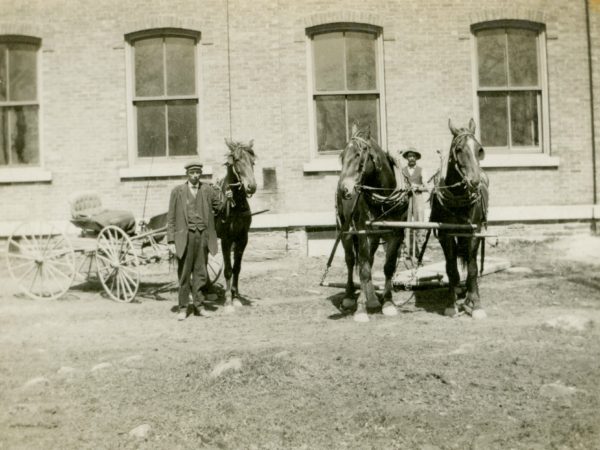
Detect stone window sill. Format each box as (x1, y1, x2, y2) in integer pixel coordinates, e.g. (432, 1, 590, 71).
(481, 154, 559, 168)
(0, 167, 52, 183)
(119, 164, 213, 179)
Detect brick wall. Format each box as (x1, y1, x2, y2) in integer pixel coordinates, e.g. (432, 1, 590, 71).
(0, 0, 597, 229)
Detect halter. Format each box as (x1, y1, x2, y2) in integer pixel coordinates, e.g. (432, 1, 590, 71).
(225, 151, 253, 198)
(433, 131, 487, 219)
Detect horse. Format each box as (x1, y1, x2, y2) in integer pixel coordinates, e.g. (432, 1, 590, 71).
(430, 118, 489, 319)
(337, 124, 410, 322)
(215, 138, 257, 313)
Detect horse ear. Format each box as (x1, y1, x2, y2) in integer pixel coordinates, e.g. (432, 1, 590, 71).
(224, 138, 233, 149)
(351, 122, 358, 136)
(468, 118, 476, 134)
(448, 119, 459, 137)
(248, 139, 254, 148)
(226, 154, 234, 165)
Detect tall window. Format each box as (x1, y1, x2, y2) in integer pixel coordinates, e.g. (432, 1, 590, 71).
(474, 23, 546, 153)
(128, 30, 200, 159)
(0, 36, 40, 166)
(309, 26, 382, 153)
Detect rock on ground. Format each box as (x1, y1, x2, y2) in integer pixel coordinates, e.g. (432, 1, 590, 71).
(210, 358, 242, 378)
(129, 423, 151, 439)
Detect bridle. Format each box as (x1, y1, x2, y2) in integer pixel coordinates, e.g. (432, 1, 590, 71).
(433, 131, 487, 214)
(225, 150, 254, 199)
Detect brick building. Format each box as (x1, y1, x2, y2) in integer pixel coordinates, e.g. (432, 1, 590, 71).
(0, 0, 598, 247)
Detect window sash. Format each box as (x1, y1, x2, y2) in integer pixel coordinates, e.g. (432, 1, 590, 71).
(0, 42, 40, 166)
(475, 26, 543, 153)
(132, 35, 198, 159)
(311, 30, 381, 152)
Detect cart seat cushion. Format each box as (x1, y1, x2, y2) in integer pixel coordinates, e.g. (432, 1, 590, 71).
(89, 209, 136, 235)
(69, 192, 136, 235)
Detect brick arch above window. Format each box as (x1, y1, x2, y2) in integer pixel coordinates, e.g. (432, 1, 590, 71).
(461, 8, 557, 38)
(295, 11, 396, 42)
(123, 16, 210, 43)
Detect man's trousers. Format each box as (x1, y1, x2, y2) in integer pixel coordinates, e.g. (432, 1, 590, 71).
(177, 229, 209, 309)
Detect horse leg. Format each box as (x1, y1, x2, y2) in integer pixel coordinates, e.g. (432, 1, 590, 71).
(381, 233, 402, 317)
(466, 239, 486, 319)
(440, 234, 461, 317)
(354, 238, 376, 323)
(340, 235, 357, 310)
(365, 236, 381, 310)
(231, 236, 247, 307)
(221, 239, 235, 313)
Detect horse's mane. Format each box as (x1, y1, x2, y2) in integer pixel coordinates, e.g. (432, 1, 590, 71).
(224, 139, 256, 164)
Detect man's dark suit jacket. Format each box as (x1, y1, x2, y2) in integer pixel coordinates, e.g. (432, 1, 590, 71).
(167, 183, 224, 259)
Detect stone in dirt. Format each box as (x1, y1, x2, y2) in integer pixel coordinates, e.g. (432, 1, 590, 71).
(129, 423, 151, 439)
(210, 357, 242, 378)
(506, 266, 533, 274)
(57, 366, 77, 375)
(542, 315, 593, 332)
(539, 381, 578, 407)
(91, 362, 113, 372)
(22, 376, 50, 388)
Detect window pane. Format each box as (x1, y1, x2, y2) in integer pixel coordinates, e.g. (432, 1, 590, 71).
(135, 38, 164, 97)
(9, 43, 37, 101)
(166, 37, 195, 96)
(6, 106, 39, 165)
(510, 91, 539, 147)
(316, 96, 346, 151)
(0, 107, 7, 164)
(137, 102, 166, 157)
(0, 45, 6, 101)
(168, 100, 197, 156)
(477, 29, 507, 87)
(347, 95, 379, 143)
(479, 92, 508, 147)
(507, 28, 538, 87)
(346, 32, 376, 91)
(314, 33, 345, 91)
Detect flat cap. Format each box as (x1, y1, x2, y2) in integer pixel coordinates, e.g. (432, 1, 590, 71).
(184, 161, 203, 171)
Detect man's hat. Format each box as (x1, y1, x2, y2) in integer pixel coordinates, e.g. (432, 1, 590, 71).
(184, 160, 203, 171)
(402, 148, 421, 160)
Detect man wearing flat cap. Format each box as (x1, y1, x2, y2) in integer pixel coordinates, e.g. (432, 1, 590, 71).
(167, 161, 228, 321)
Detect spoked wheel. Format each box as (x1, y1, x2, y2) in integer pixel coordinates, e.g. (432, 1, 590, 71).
(96, 226, 139, 303)
(6, 221, 76, 300)
(207, 252, 223, 285)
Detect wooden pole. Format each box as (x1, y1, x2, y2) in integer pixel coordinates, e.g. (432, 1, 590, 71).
(367, 221, 477, 231)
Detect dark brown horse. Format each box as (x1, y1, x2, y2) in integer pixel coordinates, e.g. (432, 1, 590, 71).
(337, 124, 410, 322)
(430, 119, 489, 319)
(216, 139, 257, 313)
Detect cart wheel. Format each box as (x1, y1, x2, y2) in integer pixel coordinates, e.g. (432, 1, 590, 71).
(96, 226, 139, 303)
(207, 252, 223, 285)
(6, 221, 76, 300)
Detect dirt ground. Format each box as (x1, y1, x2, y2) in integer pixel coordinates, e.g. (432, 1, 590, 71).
(1, 232, 599, 449)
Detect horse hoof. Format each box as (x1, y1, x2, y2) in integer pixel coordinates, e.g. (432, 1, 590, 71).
(233, 299, 243, 308)
(353, 312, 369, 323)
(223, 305, 235, 314)
(472, 309, 487, 320)
(342, 298, 356, 309)
(382, 302, 398, 317)
(444, 307, 458, 317)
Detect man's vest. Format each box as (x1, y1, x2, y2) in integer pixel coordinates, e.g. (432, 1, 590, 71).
(185, 186, 206, 232)
(402, 165, 423, 186)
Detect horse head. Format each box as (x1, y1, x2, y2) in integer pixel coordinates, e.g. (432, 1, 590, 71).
(447, 118, 485, 191)
(338, 123, 390, 200)
(224, 138, 257, 196)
